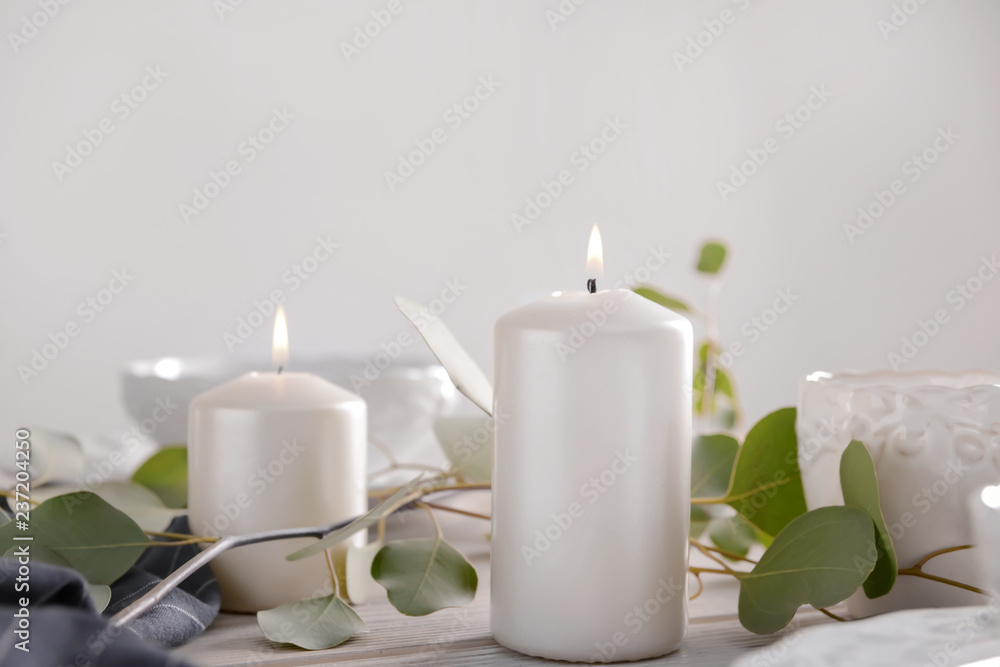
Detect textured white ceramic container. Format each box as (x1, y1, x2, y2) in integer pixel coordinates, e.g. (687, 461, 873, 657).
(797, 371, 1000, 617)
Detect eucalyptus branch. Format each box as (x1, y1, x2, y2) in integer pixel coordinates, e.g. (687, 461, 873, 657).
(690, 538, 758, 565)
(910, 544, 974, 570)
(368, 463, 446, 482)
(368, 481, 491, 501)
(324, 548, 340, 598)
(815, 607, 848, 622)
(417, 502, 443, 538)
(690, 540, 740, 575)
(145, 530, 217, 543)
(422, 501, 490, 521)
(143, 538, 213, 548)
(688, 566, 735, 576)
(0, 489, 39, 505)
(108, 480, 485, 630)
(690, 572, 704, 601)
(896, 544, 986, 596)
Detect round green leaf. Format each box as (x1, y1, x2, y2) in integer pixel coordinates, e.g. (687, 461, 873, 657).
(132, 446, 188, 509)
(692, 434, 739, 499)
(0, 492, 149, 585)
(88, 584, 112, 613)
(31, 482, 181, 533)
(696, 241, 728, 274)
(633, 287, 691, 313)
(371, 537, 478, 616)
(709, 514, 757, 559)
(725, 408, 807, 537)
(738, 506, 875, 634)
(394, 296, 493, 416)
(840, 440, 897, 599)
(258, 594, 367, 650)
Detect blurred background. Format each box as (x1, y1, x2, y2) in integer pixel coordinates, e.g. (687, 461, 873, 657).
(1, 0, 999, 459)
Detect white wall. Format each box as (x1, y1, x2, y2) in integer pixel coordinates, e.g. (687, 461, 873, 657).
(2, 0, 999, 445)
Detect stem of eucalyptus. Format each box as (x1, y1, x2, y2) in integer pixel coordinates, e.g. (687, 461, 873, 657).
(108, 482, 485, 630)
(897, 544, 987, 596)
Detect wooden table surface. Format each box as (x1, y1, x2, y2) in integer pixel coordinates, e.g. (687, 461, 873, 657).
(176, 513, 833, 667)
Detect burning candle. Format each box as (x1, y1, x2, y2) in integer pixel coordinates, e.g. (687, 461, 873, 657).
(491, 226, 693, 662)
(188, 306, 367, 611)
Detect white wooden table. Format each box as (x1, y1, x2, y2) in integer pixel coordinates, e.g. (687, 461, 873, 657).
(177, 516, 832, 667)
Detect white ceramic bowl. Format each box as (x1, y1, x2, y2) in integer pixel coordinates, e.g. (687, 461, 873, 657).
(122, 355, 459, 477)
(797, 370, 1000, 617)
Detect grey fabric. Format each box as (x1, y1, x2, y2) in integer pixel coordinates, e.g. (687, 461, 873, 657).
(105, 516, 221, 648)
(0, 562, 193, 667)
(0, 516, 218, 666)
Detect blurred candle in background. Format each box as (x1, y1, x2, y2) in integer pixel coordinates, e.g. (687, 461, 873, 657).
(188, 306, 367, 611)
(491, 226, 693, 662)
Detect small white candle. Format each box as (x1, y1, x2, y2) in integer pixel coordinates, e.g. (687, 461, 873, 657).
(188, 306, 367, 612)
(491, 226, 693, 662)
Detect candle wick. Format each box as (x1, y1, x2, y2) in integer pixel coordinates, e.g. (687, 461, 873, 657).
(587, 279, 596, 294)
(277, 366, 284, 375)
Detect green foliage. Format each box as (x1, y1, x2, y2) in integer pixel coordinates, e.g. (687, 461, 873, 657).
(0, 492, 148, 585)
(737, 506, 876, 634)
(709, 515, 757, 559)
(724, 408, 808, 537)
(696, 241, 728, 274)
(634, 286, 691, 313)
(132, 446, 188, 509)
(31, 482, 180, 533)
(694, 344, 739, 428)
(692, 435, 738, 499)
(840, 440, 897, 599)
(88, 584, 112, 613)
(371, 537, 478, 616)
(258, 595, 367, 649)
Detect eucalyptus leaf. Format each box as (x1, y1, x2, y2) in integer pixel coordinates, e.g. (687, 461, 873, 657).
(88, 584, 112, 613)
(696, 241, 728, 274)
(634, 287, 692, 313)
(691, 504, 730, 538)
(434, 416, 493, 484)
(288, 475, 427, 562)
(690, 506, 713, 538)
(709, 514, 757, 559)
(132, 446, 188, 509)
(31, 482, 181, 533)
(258, 594, 367, 650)
(394, 296, 493, 416)
(725, 408, 807, 537)
(737, 506, 875, 634)
(0, 492, 149, 585)
(694, 343, 738, 420)
(840, 440, 897, 599)
(371, 537, 478, 616)
(692, 434, 739, 499)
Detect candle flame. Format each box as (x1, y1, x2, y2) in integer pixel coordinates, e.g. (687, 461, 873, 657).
(586, 224, 603, 279)
(272, 305, 288, 371)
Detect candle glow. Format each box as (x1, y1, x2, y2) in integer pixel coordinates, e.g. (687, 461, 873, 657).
(273, 305, 289, 370)
(586, 224, 603, 279)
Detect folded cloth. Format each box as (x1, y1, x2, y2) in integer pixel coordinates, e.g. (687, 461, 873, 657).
(105, 516, 221, 648)
(1, 516, 219, 666)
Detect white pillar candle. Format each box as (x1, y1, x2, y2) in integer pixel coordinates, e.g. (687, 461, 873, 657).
(491, 226, 692, 662)
(188, 306, 367, 612)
